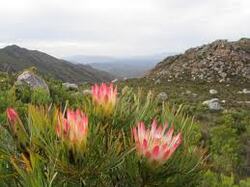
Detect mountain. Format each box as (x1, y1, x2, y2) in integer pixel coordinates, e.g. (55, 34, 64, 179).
(65, 53, 174, 78)
(147, 38, 250, 83)
(0, 45, 114, 83)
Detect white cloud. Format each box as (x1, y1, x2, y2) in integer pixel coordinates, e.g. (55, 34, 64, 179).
(0, 0, 249, 57)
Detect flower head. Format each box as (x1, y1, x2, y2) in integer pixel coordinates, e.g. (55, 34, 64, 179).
(91, 83, 117, 115)
(56, 109, 88, 148)
(6, 107, 20, 134)
(6, 108, 28, 144)
(6, 107, 19, 124)
(133, 119, 182, 165)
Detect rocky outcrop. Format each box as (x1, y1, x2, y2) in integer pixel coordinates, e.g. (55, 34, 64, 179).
(16, 71, 49, 93)
(148, 38, 250, 83)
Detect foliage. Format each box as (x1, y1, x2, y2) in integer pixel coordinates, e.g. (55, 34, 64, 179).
(210, 125, 241, 174)
(31, 88, 51, 105)
(0, 72, 249, 186)
(209, 111, 250, 177)
(0, 84, 205, 186)
(200, 170, 250, 187)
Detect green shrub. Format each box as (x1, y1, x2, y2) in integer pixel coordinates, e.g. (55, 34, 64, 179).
(31, 88, 51, 105)
(15, 84, 32, 103)
(201, 170, 250, 187)
(210, 124, 241, 174)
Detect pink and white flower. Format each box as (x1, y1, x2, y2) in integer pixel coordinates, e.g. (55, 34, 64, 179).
(56, 109, 88, 147)
(6, 107, 18, 124)
(133, 119, 182, 165)
(6, 108, 28, 143)
(91, 83, 117, 115)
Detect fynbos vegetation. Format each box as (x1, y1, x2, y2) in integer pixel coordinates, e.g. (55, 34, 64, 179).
(0, 75, 205, 186)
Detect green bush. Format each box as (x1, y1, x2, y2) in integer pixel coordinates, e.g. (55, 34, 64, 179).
(31, 88, 51, 105)
(201, 170, 250, 187)
(209, 111, 250, 177)
(210, 124, 241, 174)
(15, 84, 32, 103)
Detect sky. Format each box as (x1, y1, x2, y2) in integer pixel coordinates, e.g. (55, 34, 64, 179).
(0, 0, 249, 58)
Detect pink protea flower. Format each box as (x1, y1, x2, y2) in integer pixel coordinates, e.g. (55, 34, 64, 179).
(6, 107, 20, 134)
(56, 109, 88, 148)
(6, 108, 28, 144)
(6, 107, 18, 124)
(133, 119, 182, 165)
(91, 83, 117, 115)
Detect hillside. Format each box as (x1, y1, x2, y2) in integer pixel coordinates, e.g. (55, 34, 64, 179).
(148, 38, 250, 83)
(0, 45, 114, 83)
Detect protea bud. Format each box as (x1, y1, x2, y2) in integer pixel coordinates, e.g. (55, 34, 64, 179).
(91, 83, 117, 115)
(6, 107, 28, 146)
(133, 119, 182, 166)
(6, 107, 18, 124)
(6, 107, 20, 134)
(56, 109, 88, 149)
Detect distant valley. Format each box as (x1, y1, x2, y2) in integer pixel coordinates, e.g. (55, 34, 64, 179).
(65, 53, 175, 78)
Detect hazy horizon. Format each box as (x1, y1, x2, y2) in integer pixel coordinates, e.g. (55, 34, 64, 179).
(0, 0, 249, 58)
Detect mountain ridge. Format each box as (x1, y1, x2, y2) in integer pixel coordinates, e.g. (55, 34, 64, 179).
(0, 45, 114, 83)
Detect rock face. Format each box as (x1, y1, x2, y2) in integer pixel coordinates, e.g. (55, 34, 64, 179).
(202, 98, 222, 111)
(148, 38, 250, 83)
(16, 71, 49, 92)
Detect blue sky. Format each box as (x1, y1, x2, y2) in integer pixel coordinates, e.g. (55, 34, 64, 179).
(0, 0, 249, 57)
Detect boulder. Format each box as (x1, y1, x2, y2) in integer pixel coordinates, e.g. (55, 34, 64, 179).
(237, 89, 250, 94)
(16, 71, 49, 93)
(154, 79, 161, 85)
(209, 89, 218, 95)
(242, 89, 250, 94)
(157, 92, 168, 101)
(62, 82, 78, 90)
(237, 101, 250, 105)
(111, 79, 118, 83)
(192, 93, 198, 97)
(202, 98, 222, 111)
(83, 89, 92, 96)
